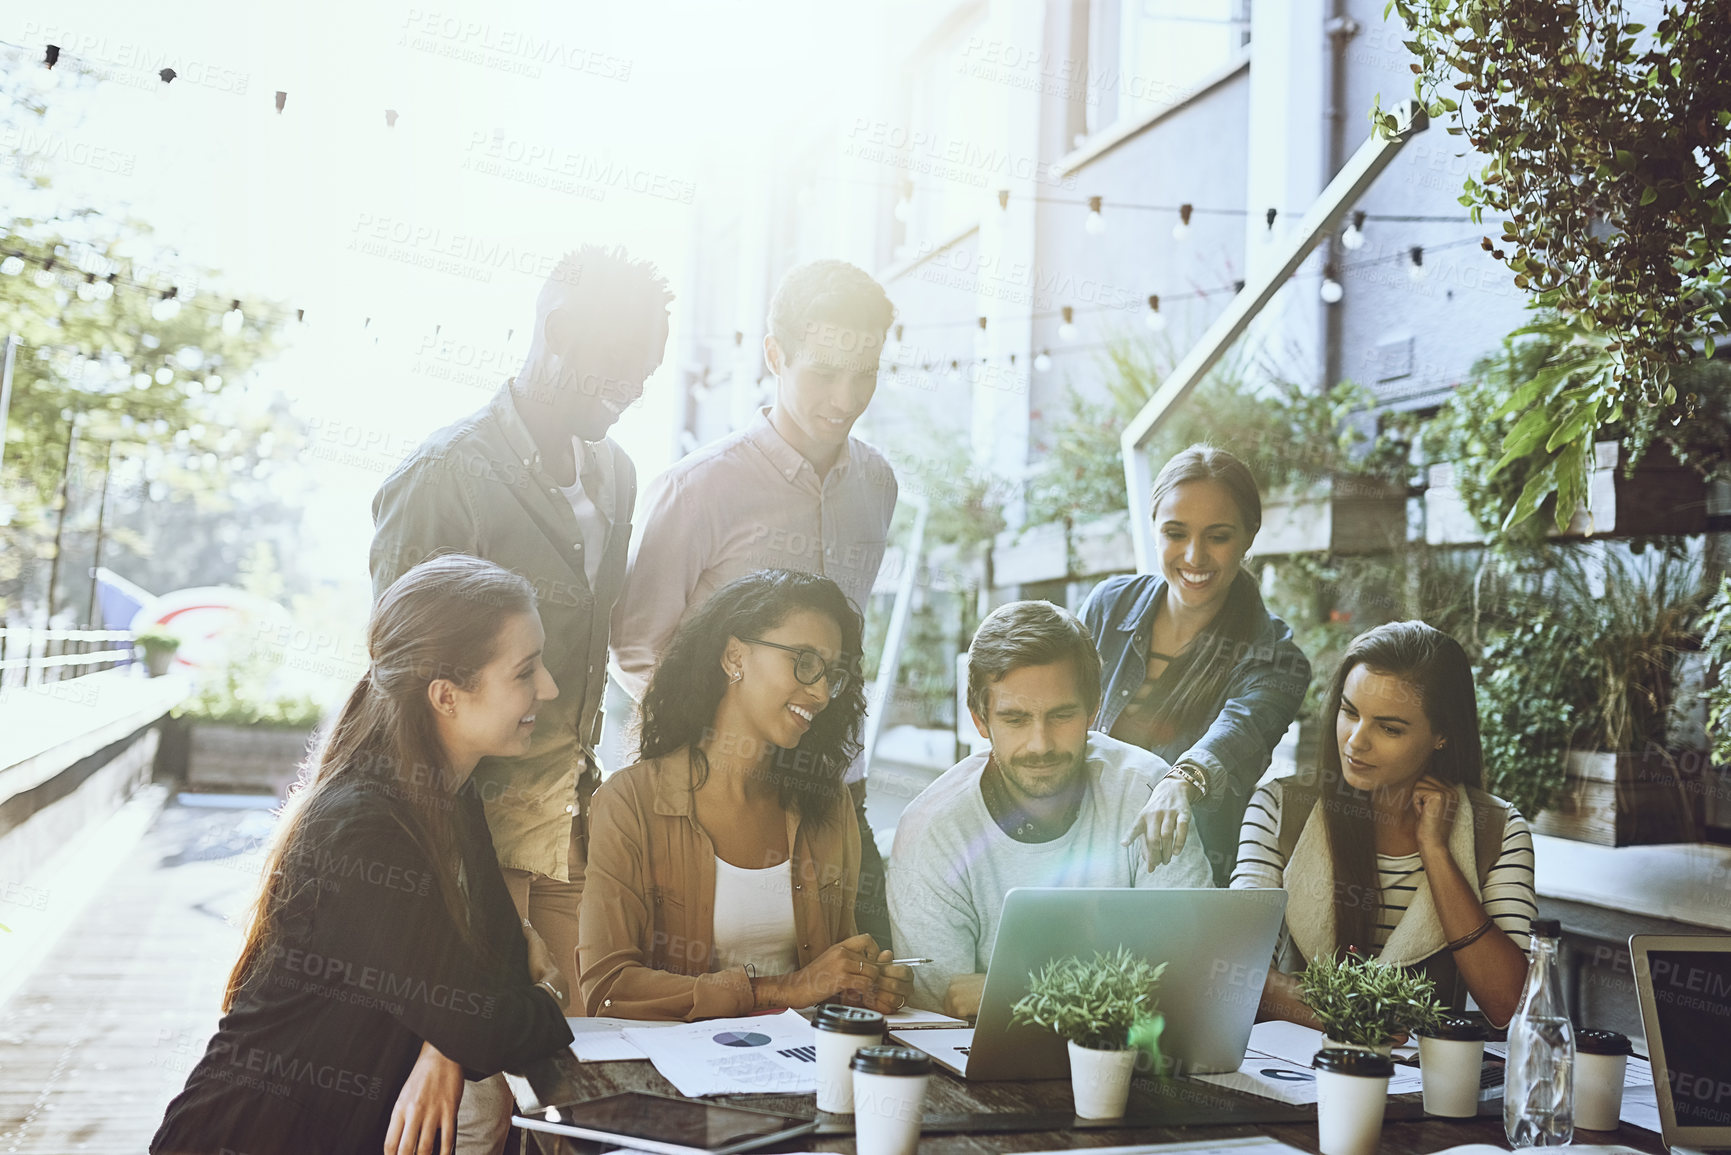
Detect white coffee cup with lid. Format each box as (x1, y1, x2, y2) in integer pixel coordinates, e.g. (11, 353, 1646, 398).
(812, 1004, 884, 1114)
(851, 1045, 932, 1155)
(1418, 1015, 1488, 1118)
(1574, 1028, 1632, 1132)
(1313, 1046, 1394, 1155)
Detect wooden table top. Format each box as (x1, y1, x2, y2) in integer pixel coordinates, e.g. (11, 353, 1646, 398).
(509, 1048, 1666, 1155)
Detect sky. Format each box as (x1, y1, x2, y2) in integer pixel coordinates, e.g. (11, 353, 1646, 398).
(4, 0, 907, 587)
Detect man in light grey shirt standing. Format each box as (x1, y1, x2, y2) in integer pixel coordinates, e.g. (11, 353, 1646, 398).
(610, 258, 898, 942)
(888, 600, 1213, 1016)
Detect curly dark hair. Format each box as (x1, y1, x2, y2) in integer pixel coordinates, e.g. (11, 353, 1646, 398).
(636, 570, 866, 825)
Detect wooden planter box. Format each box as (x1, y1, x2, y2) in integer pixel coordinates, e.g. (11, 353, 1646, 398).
(1256, 477, 1409, 557)
(186, 723, 315, 797)
(1531, 748, 1707, 846)
(1426, 441, 1709, 546)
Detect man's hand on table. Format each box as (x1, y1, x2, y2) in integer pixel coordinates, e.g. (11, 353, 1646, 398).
(943, 973, 986, 1020)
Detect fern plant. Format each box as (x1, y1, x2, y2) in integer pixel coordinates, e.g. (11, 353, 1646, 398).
(1299, 951, 1443, 1048)
(1009, 946, 1166, 1056)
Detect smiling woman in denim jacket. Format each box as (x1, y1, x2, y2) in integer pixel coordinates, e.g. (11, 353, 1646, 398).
(1080, 445, 1311, 886)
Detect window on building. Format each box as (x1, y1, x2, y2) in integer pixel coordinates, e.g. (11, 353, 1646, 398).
(1085, 0, 1252, 136)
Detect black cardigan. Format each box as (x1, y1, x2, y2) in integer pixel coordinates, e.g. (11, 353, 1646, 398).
(152, 777, 572, 1155)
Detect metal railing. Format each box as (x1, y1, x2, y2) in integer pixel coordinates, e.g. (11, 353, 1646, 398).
(0, 628, 136, 690)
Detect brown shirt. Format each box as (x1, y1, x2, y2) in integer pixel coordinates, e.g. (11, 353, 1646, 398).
(577, 752, 861, 1021)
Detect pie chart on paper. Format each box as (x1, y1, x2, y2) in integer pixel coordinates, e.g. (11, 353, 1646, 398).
(711, 1031, 772, 1048)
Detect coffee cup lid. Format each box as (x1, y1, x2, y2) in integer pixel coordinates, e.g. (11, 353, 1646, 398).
(1419, 1015, 1489, 1042)
(850, 1045, 932, 1076)
(814, 1004, 886, 1035)
(1312, 1048, 1395, 1077)
(1576, 1029, 1632, 1056)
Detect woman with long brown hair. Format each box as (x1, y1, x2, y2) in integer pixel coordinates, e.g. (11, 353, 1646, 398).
(1232, 621, 1535, 1026)
(1081, 444, 1313, 884)
(152, 555, 573, 1155)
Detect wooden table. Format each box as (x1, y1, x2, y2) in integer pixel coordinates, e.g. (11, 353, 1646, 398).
(508, 1048, 1667, 1155)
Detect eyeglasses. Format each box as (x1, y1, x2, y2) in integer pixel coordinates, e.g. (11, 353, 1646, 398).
(741, 639, 852, 696)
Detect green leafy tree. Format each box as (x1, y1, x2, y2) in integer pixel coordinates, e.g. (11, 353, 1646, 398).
(0, 49, 299, 620)
(1376, 0, 1731, 531)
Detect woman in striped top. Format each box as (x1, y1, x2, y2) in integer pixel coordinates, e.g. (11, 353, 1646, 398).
(1231, 621, 1536, 1028)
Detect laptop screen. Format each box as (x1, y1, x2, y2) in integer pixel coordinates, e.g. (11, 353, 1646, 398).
(1647, 949, 1731, 1128)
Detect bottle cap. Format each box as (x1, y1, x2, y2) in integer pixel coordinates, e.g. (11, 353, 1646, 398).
(1530, 918, 1562, 938)
(813, 1004, 885, 1035)
(850, 1045, 932, 1076)
(1311, 1048, 1395, 1077)
(1576, 1029, 1632, 1056)
(1418, 1015, 1489, 1042)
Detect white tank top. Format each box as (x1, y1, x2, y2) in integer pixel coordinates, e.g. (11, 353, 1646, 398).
(711, 857, 799, 976)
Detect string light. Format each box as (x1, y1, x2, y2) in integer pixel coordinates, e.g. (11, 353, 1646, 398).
(1172, 203, 1194, 241)
(151, 288, 181, 322)
(1320, 263, 1344, 304)
(77, 274, 98, 302)
(1144, 295, 1166, 332)
(274, 91, 287, 114)
(1033, 349, 1053, 373)
(0, 253, 22, 276)
(1057, 306, 1077, 343)
(977, 316, 988, 332)
(222, 300, 245, 334)
(1408, 246, 1426, 281)
(385, 109, 398, 127)
(997, 189, 1010, 211)
(32, 259, 57, 288)
(1342, 210, 1367, 250)
(1264, 207, 1278, 242)
(1085, 196, 1106, 236)
(31, 44, 59, 92)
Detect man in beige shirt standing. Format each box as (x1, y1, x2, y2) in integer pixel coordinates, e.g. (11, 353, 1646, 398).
(610, 258, 898, 944)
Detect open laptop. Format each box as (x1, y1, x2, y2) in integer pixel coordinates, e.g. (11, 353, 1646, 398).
(891, 886, 1286, 1081)
(1630, 934, 1731, 1155)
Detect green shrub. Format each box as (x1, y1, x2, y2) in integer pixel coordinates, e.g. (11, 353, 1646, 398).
(1010, 946, 1167, 1056)
(1300, 951, 1442, 1047)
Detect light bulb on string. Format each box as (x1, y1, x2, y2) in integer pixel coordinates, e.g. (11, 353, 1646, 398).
(1085, 196, 1106, 236)
(1408, 246, 1426, 281)
(1, 254, 24, 277)
(32, 259, 56, 288)
(94, 274, 115, 301)
(1057, 306, 1077, 343)
(1341, 210, 1367, 251)
(996, 189, 1010, 211)
(31, 45, 59, 92)
(1172, 204, 1193, 242)
(1033, 349, 1053, 373)
(892, 183, 913, 223)
(154, 366, 175, 385)
(1144, 295, 1166, 332)
(77, 275, 97, 302)
(222, 300, 245, 335)
(1263, 207, 1278, 242)
(1320, 263, 1344, 304)
(151, 288, 181, 322)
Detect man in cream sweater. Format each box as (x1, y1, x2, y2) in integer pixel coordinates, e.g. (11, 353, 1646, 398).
(888, 600, 1213, 1016)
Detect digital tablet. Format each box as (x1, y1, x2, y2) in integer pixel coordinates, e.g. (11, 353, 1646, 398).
(513, 1090, 817, 1155)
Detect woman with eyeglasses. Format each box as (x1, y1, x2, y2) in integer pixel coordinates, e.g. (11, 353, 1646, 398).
(578, 569, 913, 1020)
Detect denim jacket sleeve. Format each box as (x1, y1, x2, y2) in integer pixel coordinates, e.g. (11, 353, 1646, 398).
(369, 457, 480, 602)
(1178, 616, 1311, 809)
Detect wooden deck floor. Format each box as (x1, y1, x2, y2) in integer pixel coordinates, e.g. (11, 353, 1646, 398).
(0, 795, 273, 1153)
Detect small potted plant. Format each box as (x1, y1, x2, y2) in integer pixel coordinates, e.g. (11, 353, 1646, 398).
(1009, 946, 1166, 1119)
(134, 625, 182, 677)
(1300, 951, 1443, 1055)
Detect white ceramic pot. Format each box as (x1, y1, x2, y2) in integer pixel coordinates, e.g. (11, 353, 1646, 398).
(1067, 1039, 1137, 1119)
